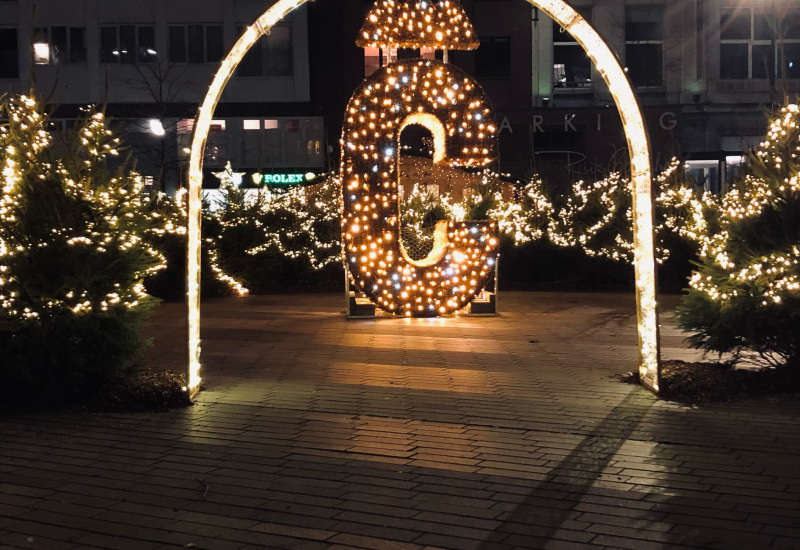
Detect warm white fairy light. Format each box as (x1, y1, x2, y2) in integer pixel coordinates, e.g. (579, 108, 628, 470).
(657, 158, 722, 247)
(148, 186, 250, 297)
(357, 0, 479, 51)
(219, 176, 342, 271)
(488, 175, 552, 244)
(185, 0, 661, 389)
(686, 104, 800, 311)
(205, 239, 249, 296)
(532, 159, 721, 267)
(548, 172, 637, 263)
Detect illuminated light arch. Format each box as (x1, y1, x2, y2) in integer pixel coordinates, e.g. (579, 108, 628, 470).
(187, 0, 661, 394)
(341, 58, 500, 318)
(530, 0, 661, 392)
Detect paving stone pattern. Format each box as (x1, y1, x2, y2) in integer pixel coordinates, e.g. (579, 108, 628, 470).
(1, 292, 799, 549)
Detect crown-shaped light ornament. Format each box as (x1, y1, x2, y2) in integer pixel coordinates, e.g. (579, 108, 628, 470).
(357, 0, 479, 51)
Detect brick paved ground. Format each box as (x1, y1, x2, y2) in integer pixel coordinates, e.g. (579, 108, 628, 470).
(1, 291, 799, 550)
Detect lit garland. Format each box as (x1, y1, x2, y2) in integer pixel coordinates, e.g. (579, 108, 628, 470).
(547, 172, 637, 263)
(206, 238, 250, 296)
(401, 181, 454, 224)
(507, 159, 723, 266)
(145, 189, 189, 238)
(398, 182, 454, 260)
(221, 176, 343, 272)
(488, 175, 552, 244)
(0, 96, 166, 324)
(656, 158, 721, 246)
(149, 185, 252, 296)
(341, 56, 499, 317)
(185, 0, 660, 389)
(357, 0, 479, 50)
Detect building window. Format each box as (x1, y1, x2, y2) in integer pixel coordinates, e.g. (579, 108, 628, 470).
(100, 25, 156, 64)
(0, 28, 18, 78)
(168, 25, 223, 64)
(685, 160, 721, 194)
(32, 26, 86, 65)
(475, 37, 511, 78)
(420, 47, 436, 60)
(239, 117, 325, 168)
(0, 29, 19, 78)
(363, 47, 433, 77)
(363, 47, 398, 76)
(236, 22, 292, 77)
(625, 6, 664, 87)
(553, 7, 592, 89)
(720, 7, 800, 80)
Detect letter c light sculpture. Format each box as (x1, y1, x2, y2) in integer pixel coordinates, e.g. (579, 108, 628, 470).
(340, 58, 500, 317)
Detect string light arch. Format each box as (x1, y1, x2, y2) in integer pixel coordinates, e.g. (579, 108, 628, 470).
(187, 0, 661, 394)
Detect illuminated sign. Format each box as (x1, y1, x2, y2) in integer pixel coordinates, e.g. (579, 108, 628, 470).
(251, 172, 315, 185)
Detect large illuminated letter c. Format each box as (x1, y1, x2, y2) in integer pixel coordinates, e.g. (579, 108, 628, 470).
(340, 58, 500, 317)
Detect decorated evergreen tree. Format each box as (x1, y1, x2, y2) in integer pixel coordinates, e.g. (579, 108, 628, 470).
(0, 95, 166, 406)
(398, 183, 452, 260)
(677, 104, 800, 368)
(655, 158, 723, 288)
(461, 172, 504, 221)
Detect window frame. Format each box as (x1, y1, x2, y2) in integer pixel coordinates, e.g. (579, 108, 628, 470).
(99, 24, 157, 64)
(32, 26, 87, 65)
(552, 7, 593, 90)
(624, 5, 665, 88)
(0, 27, 19, 79)
(363, 47, 398, 77)
(168, 24, 223, 64)
(474, 36, 511, 79)
(720, 6, 800, 80)
(235, 20, 293, 78)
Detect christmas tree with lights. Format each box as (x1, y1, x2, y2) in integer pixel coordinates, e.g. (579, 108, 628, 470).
(677, 104, 800, 368)
(0, 95, 165, 406)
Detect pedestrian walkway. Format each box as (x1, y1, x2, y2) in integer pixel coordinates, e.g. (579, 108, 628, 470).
(1, 292, 799, 549)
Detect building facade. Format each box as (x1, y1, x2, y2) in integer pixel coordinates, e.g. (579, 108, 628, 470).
(0, 0, 324, 192)
(309, 0, 800, 192)
(462, 0, 800, 191)
(2, 0, 799, 193)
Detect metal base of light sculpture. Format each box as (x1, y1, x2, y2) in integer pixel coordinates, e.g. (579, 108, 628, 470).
(344, 258, 499, 318)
